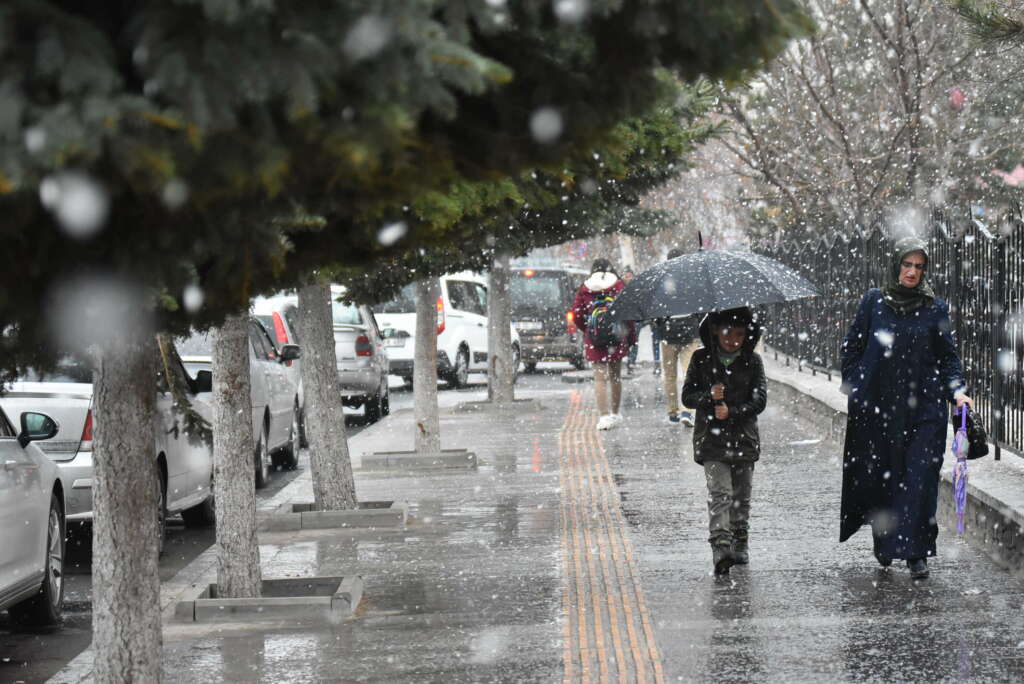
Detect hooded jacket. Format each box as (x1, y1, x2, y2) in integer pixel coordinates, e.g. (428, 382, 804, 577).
(571, 271, 636, 363)
(681, 312, 767, 464)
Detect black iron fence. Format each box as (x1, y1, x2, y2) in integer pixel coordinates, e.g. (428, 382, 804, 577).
(755, 204, 1024, 459)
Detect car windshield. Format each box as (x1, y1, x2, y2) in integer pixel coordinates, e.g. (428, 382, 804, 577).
(371, 284, 416, 314)
(332, 300, 363, 326)
(176, 331, 214, 357)
(20, 356, 93, 384)
(511, 273, 564, 313)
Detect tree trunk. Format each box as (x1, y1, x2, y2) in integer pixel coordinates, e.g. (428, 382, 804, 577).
(487, 252, 516, 403)
(297, 281, 357, 511)
(414, 278, 442, 455)
(92, 331, 162, 683)
(212, 313, 262, 598)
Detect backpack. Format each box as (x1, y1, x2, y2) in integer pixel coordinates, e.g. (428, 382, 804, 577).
(660, 314, 697, 344)
(588, 294, 623, 349)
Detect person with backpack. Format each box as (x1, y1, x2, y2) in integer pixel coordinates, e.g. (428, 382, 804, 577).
(572, 258, 636, 430)
(655, 248, 700, 426)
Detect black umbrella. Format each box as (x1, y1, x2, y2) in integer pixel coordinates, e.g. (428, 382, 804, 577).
(611, 248, 818, 321)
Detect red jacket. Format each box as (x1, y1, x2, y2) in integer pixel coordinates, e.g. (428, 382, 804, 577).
(571, 273, 636, 363)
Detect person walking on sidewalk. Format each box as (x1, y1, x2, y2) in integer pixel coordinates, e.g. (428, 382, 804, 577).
(656, 248, 700, 426)
(622, 266, 640, 375)
(572, 258, 636, 431)
(682, 307, 767, 575)
(839, 236, 973, 580)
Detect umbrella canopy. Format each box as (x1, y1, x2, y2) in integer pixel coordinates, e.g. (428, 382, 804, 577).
(610, 249, 819, 321)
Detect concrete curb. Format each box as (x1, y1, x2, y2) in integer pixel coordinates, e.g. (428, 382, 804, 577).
(362, 448, 477, 470)
(173, 575, 363, 624)
(260, 500, 407, 532)
(562, 370, 593, 384)
(764, 350, 1024, 575)
(453, 398, 543, 413)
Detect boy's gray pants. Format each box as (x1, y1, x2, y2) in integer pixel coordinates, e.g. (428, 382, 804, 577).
(703, 461, 755, 547)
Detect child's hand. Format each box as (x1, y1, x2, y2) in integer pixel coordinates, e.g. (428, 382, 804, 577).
(711, 383, 725, 401)
(714, 404, 730, 420)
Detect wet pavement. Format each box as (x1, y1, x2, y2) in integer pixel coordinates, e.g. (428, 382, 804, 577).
(41, 363, 1024, 682)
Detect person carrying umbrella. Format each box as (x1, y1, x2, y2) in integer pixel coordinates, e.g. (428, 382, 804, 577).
(839, 236, 974, 580)
(572, 258, 637, 430)
(654, 248, 700, 426)
(682, 307, 767, 575)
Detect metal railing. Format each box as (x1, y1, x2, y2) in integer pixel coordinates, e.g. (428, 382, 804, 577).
(754, 204, 1024, 459)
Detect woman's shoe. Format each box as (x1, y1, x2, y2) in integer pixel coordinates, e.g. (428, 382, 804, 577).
(713, 545, 735, 575)
(873, 551, 892, 568)
(609, 413, 624, 427)
(596, 415, 613, 430)
(907, 558, 929, 579)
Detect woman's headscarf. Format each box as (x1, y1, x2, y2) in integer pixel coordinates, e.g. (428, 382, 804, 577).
(881, 236, 936, 314)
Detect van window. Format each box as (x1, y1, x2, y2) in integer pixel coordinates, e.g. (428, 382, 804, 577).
(371, 284, 416, 314)
(511, 272, 564, 312)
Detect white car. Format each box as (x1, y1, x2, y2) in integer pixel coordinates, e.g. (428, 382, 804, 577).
(252, 293, 305, 441)
(0, 407, 65, 625)
(252, 288, 390, 424)
(0, 354, 216, 550)
(179, 318, 301, 487)
(371, 272, 521, 388)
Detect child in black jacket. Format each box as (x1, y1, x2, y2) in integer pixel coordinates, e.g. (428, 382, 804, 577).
(681, 307, 767, 575)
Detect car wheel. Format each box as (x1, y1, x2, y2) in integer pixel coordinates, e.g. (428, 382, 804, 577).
(9, 493, 65, 626)
(182, 478, 216, 528)
(447, 348, 470, 388)
(381, 380, 390, 416)
(298, 406, 308, 449)
(365, 380, 388, 423)
(157, 469, 167, 556)
(254, 423, 271, 489)
(275, 404, 300, 470)
(524, 361, 538, 374)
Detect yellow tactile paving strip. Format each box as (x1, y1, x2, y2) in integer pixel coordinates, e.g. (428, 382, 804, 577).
(560, 390, 666, 683)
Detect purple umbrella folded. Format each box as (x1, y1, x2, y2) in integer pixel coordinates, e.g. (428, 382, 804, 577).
(953, 407, 969, 534)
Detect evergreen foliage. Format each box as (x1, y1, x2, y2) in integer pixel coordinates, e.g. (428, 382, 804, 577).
(0, 1, 810, 377)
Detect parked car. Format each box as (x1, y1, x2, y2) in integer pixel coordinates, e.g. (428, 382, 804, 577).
(0, 406, 65, 625)
(509, 265, 589, 371)
(178, 318, 301, 486)
(252, 293, 305, 442)
(330, 285, 391, 422)
(371, 272, 521, 388)
(0, 354, 216, 552)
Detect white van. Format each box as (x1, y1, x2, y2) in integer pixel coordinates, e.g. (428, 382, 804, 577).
(371, 272, 521, 387)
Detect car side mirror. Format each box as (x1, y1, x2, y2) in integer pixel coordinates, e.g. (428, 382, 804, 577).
(194, 369, 213, 394)
(19, 411, 58, 449)
(279, 344, 301, 362)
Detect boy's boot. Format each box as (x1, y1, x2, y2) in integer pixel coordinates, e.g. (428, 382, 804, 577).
(732, 531, 749, 565)
(712, 544, 735, 575)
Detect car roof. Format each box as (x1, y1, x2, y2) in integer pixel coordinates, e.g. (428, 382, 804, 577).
(252, 293, 298, 314)
(512, 265, 588, 276)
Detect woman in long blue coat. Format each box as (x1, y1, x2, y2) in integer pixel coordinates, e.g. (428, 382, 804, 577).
(839, 236, 974, 579)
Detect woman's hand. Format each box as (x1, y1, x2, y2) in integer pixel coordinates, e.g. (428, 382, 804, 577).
(955, 394, 975, 411)
(711, 383, 725, 401)
(714, 404, 730, 420)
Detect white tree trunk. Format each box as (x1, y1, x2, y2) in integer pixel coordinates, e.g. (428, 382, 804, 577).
(92, 332, 162, 683)
(487, 253, 515, 403)
(414, 278, 442, 455)
(212, 313, 262, 598)
(297, 281, 357, 511)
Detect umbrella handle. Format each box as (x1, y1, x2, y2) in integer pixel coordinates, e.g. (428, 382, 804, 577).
(956, 405, 967, 431)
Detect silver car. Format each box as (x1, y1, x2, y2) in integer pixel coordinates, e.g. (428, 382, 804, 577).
(331, 285, 390, 422)
(179, 318, 301, 487)
(0, 355, 216, 549)
(0, 407, 65, 625)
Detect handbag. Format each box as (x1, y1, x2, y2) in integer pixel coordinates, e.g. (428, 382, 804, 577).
(951, 405, 989, 460)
